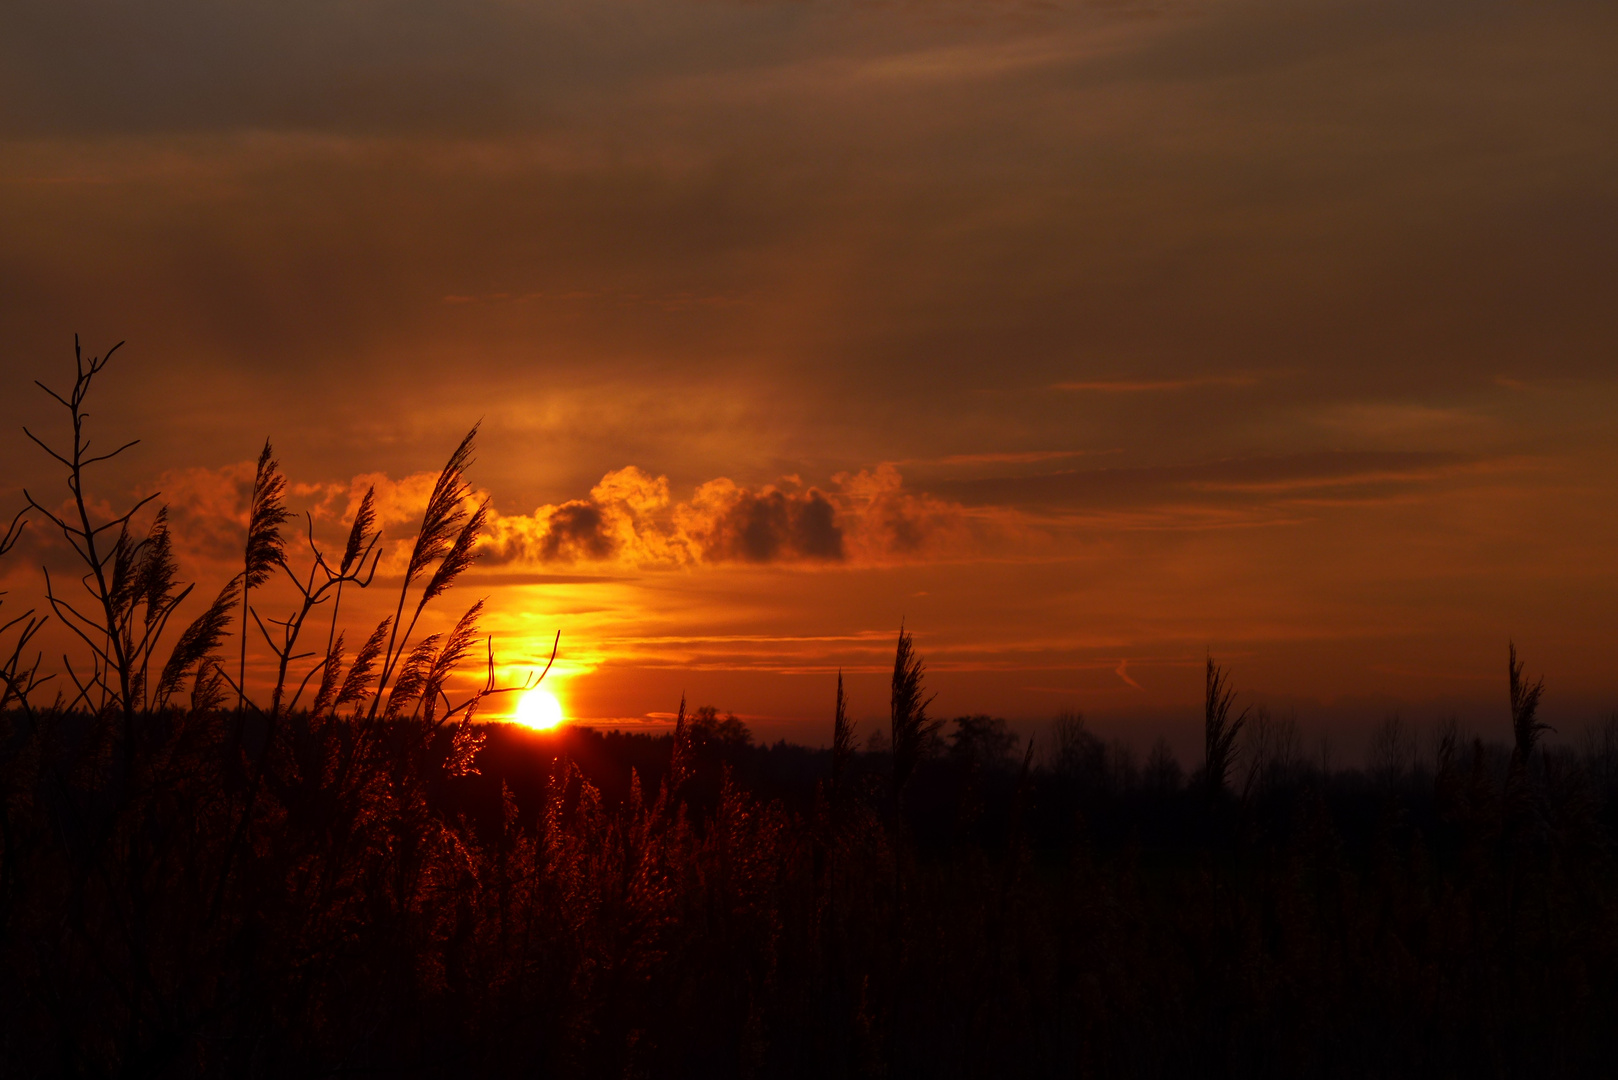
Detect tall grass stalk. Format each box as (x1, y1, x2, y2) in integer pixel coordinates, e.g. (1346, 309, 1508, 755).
(1203, 654, 1249, 796)
(1509, 641, 1549, 770)
(832, 669, 854, 794)
(890, 622, 938, 797)
(238, 441, 289, 715)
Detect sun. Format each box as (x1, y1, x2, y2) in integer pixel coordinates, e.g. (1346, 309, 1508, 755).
(515, 687, 565, 731)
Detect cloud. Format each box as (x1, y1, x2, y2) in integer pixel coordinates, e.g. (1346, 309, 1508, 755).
(483, 462, 1002, 569)
(4, 444, 1537, 592)
(14, 445, 1515, 585)
(145, 463, 444, 573)
(131, 462, 259, 564)
(534, 501, 615, 561)
(12, 456, 989, 580)
(832, 464, 987, 560)
(679, 480, 843, 562)
(894, 449, 1092, 466)
(934, 451, 1483, 511)
(1053, 376, 1258, 393)
(485, 467, 693, 566)
(1309, 402, 1483, 442)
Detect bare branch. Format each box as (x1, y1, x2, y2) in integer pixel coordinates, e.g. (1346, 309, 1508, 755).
(79, 438, 142, 468)
(0, 507, 26, 555)
(60, 654, 98, 713)
(20, 427, 75, 471)
(20, 492, 78, 536)
(87, 492, 162, 536)
(32, 380, 73, 410)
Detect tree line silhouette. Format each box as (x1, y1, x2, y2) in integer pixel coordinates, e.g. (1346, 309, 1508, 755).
(3, 342, 1618, 1077)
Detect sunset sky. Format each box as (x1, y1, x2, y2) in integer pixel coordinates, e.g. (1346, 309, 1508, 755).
(3, 0, 1616, 753)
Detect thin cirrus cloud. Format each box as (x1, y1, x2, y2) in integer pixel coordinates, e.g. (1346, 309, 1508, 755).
(1052, 376, 1261, 393)
(931, 450, 1488, 511)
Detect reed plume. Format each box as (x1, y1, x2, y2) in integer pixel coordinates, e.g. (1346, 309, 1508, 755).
(336, 618, 391, 709)
(1203, 654, 1248, 795)
(239, 440, 290, 711)
(190, 654, 229, 712)
(155, 578, 239, 709)
(326, 485, 380, 657)
(123, 509, 186, 708)
(371, 424, 480, 717)
(420, 500, 487, 609)
(889, 622, 939, 795)
(311, 632, 346, 717)
(669, 694, 692, 792)
(406, 425, 479, 588)
(422, 600, 485, 724)
(384, 636, 441, 720)
(832, 669, 854, 791)
(1508, 640, 1550, 769)
(136, 509, 180, 628)
(340, 486, 378, 575)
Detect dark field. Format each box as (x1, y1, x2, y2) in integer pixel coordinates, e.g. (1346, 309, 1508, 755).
(5, 700, 1618, 1078)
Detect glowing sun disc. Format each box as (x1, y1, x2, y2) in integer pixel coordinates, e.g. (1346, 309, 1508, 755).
(515, 688, 564, 731)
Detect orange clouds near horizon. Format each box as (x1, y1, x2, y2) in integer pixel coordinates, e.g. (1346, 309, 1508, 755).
(6, 399, 1616, 766)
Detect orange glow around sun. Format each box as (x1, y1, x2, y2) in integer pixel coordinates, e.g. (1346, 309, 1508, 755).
(514, 687, 565, 731)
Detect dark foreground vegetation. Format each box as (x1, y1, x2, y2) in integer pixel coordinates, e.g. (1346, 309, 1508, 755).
(5, 343, 1618, 1078)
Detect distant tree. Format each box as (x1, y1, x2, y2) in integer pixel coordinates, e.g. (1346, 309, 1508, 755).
(1243, 707, 1303, 797)
(690, 704, 752, 749)
(947, 714, 1017, 769)
(1144, 737, 1183, 793)
(1367, 711, 1410, 787)
(1049, 710, 1106, 780)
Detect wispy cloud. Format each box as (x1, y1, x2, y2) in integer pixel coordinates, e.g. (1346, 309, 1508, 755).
(1310, 403, 1483, 441)
(1053, 376, 1259, 393)
(895, 449, 1095, 467)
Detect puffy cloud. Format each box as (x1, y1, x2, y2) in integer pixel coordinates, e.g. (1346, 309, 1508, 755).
(484, 466, 694, 567)
(15, 446, 1518, 583)
(138, 463, 257, 564)
(485, 463, 990, 569)
(144, 464, 413, 569)
(678, 480, 842, 563)
(345, 471, 440, 532)
(29, 458, 889, 576)
(535, 501, 614, 561)
(834, 463, 980, 561)
(10, 461, 438, 581)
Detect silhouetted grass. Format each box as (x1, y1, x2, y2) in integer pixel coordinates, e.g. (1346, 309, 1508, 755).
(4, 342, 1618, 1078)
(1202, 654, 1248, 797)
